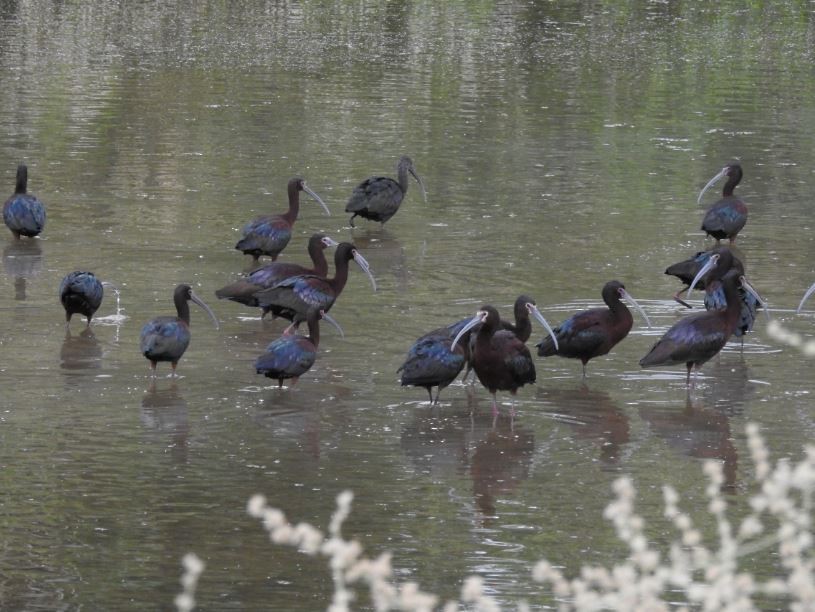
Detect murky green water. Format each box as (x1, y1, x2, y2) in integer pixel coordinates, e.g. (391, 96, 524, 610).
(2, 1, 815, 609)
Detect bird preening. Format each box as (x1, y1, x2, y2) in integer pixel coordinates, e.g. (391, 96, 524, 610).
(698, 162, 747, 245)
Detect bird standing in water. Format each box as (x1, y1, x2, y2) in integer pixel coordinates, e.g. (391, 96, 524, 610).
(217, 233, 338, 316)
(640, 268, 744, 385)
(451, 304, 558, 417)
(140, 284, 220, 376)
(398, 316, 475, 405)
(254, 242, 376, 324)
(255, 307, 325, 388)
(60, 271, 104, 328)
(536, 281, 651, 377)
(345, 156, 427, 227)
(698, 162, 747, 245)
(3, 164, 46, 239)
(236, 177, 330, 262)
(461, 295, 556, 382)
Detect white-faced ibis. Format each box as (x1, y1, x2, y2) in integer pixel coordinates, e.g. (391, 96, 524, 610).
(698, 162, 747, 245)
(640, 268, 744, 384)
(461, 295, 557, 382)
(140, 284, 220, 376)
(398, 316, 474, 404)
(665, 248, 729, 308)
(253, 242, 376, 323)
(217, 233, 338, 316)
(451, 305, 558, 417)
(255, 307, 325, 387)
(683, 247, 766, 339)
(3, 164, 46, 239)
(345, 156, 427, 227)
(60, 271, 104, 328)
(536, 281, 651, 377)
(236, 177, 330, 262)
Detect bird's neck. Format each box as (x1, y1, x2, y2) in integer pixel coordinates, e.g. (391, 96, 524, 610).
(330, 259, 351, 294)
(175, 297, 191, 324)
(310, 248, 329, 277)
(308, 317, 321, 349)
(15, 169, 27, 194)
(397, 164, 410, 193)
(283, 184, 300, 223)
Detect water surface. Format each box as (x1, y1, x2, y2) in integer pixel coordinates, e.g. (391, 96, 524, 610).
(1, 1, 814, 609)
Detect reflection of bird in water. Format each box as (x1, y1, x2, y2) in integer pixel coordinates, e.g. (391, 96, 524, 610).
(400, 403, 535, 523)
(471, 415, 535, 519)
(537, 385, 630, 466)
(639, 394, 738, 492)
(3, 239, 42, 300)
(60, 328, 103, 371)
(700, 357, 755, 415)
(140, 381, 189, 463)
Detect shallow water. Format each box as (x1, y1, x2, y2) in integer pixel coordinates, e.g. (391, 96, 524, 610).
(1, 1, 815, 609)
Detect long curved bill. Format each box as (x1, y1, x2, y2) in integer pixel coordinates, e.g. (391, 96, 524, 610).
(304, 183, 331, 216)
(321, 311, 345, 338)
(321, 236, 340, 248)
(620, 289, 652, 328)
(527, 303, 559, 350)
(740, 277, 769, 321)
(686, 254, 720, 301)
(410, 168, 428, 203)
(797, 280, 815, 314)
(697, 166, 728, 204)
(352, 249, 377, 292)
(451, 311, 487, 351)
(190, 291, 220, 330)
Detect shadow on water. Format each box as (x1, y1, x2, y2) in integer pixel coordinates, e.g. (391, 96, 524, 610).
(537, 384, 631, 468)
(60, 328, 103, 372)
(2, 239, 43, 300)
(140, 381, 189, 464)
(400, 398, 535, 525)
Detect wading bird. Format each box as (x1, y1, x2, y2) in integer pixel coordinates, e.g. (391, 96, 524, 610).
(254, 242, 376, 324)
(255, 308, 326, 388)
(236, 177, 329, 262)
(698, 162, 747, 244)
(451, 304, 558, 417)
(640, 268, 744, 385)
(398, 316, 475, 404)
(140, 284, 219, 376)
(3, 164, 46, 239)
(217, 233, 338, 315)
(59, 271, 104, 328)
(536, 281, 651, 377)
(345, 156, 426, 227)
